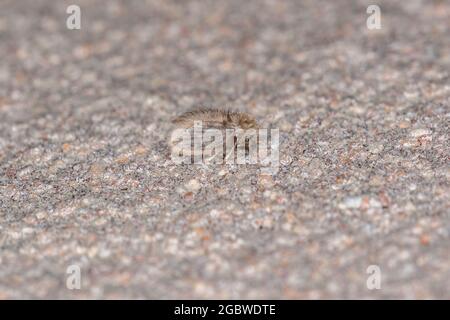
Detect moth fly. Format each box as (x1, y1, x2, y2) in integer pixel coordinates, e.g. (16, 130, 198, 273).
(172, 108, 258, 130)
(169, 108, 259, 163)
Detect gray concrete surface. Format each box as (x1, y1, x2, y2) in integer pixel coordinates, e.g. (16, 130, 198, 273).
(0, 0, 449, 299)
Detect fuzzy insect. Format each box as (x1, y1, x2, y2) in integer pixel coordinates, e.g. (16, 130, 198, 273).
(172, 108, 258, 130)
(170, 109, 259, 163)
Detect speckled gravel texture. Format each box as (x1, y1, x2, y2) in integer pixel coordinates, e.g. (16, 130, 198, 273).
(0, 0, 449, 299)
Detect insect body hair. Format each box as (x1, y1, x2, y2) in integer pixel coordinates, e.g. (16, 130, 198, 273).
(172, 108, 258, 130)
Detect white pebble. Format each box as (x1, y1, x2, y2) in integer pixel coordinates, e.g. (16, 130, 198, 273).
(339, 196, 362, 209)
(410, 128, 431, 137)
(185, 179, 201, 192)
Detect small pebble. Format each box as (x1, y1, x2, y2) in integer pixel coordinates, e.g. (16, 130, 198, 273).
(410, 128, 431, 137)
(185, 179, 202, 192)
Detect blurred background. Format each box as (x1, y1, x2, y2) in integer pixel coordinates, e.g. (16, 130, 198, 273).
(0, 0, 449, 299)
